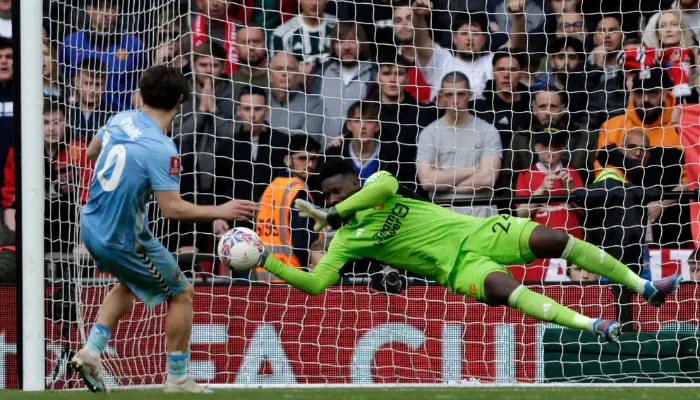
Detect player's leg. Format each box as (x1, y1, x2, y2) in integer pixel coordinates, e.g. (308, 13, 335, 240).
(527, 225, 682, 306)
(482, 271, 620, 342)
(140, 240, 212, 393)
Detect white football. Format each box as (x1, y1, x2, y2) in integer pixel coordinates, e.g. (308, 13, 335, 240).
(217, 227, 265, 272)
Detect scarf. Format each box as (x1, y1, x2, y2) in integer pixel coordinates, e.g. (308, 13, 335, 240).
(192, 14, 238, 74)
(619, 46, 695, 97)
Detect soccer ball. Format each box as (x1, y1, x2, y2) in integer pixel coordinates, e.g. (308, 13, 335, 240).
(217, 227, 265, 272)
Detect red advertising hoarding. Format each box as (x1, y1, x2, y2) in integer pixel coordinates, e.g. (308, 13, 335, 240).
(0, 284, 697, 389)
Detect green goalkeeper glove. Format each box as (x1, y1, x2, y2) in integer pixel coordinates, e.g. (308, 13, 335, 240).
(293, 199, 346, 232)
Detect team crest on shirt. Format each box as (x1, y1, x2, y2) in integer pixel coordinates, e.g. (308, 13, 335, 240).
(375, 203, 384, 211)
(169, 156, 181, 175)
(116, 48, 129, 61)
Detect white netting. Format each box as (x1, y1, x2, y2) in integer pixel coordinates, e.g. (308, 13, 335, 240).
(19, 0, 700, 390)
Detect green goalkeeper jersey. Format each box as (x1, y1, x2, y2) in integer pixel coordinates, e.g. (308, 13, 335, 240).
(262, 171, 488, 294)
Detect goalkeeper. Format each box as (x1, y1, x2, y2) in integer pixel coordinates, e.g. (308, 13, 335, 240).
(257, 160, 683, 343)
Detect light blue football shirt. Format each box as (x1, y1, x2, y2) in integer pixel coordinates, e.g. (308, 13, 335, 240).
(82, 110, 180, 251)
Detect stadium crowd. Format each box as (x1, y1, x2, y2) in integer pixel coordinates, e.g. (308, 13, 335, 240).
(2, 0, 700, 284)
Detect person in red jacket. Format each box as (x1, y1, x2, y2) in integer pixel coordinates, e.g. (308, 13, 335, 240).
(1, 102, 92, 253)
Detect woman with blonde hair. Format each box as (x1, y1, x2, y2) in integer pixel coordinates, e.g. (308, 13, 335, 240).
(643, 9, 699, 101)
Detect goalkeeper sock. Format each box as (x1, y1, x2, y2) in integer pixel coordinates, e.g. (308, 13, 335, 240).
(167, 351, 189, 382)
(561, 236, 647, 294)
(85, 323, 111, 356)
(508, 285, 597, 333)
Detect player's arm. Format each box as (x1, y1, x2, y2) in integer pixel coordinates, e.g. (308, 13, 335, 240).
(86, 136, 102, 163)
(155, 190, 255, 222)
(260, 245, 348, 295)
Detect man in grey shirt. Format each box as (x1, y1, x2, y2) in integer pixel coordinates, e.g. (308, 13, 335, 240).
(268, 52, 325, 143)
(417, 71, 502, 218)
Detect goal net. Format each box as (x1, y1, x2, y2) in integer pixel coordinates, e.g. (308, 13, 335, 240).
(9, 0, 698, 390)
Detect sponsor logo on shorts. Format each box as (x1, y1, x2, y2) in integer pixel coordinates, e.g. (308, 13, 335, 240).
(469, 284, 476, 295)
(373, 203, 409, 246)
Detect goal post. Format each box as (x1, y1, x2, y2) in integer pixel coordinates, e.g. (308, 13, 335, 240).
(7, 0, 700, 391)
(17, 0, 45, 391)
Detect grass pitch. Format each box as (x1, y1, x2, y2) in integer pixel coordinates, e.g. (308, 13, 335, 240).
(0, 387, 698, 400)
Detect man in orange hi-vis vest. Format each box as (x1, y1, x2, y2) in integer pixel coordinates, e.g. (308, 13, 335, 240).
(254, 135, 321, 281)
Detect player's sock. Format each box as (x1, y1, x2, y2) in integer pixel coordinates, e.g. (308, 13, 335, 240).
(85, 323, 111, 356)
(561, 235, 647, 294)
(508, 285, 593, 332)
(167, 351, 189, 383)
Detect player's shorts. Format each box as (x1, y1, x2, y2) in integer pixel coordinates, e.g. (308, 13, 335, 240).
(449, 215, 539, 304)
(82, 226, 188, 307)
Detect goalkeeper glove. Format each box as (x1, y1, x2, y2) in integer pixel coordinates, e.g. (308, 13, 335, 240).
(293, 199, 346, 232)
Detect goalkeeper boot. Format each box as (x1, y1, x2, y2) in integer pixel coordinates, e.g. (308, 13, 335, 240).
(69, 349, 106, 392)
(592, 320, 621, 343)
(164, 377, 213, 393)
(643, 274, 683, 307)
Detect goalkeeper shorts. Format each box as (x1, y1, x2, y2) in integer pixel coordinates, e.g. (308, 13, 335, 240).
(449, 215, 539, 303)
(82, 226, 188, 307)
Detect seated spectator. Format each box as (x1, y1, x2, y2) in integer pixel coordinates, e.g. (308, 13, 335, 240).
(0, 37, 11, 189)
(643, 9, 699, 102)
(312, 22, 376, 143)
(2, 102, 91, 253)
(449, 13, 494, 101)
(61, 0, 147, 111)
(66, 58, 113, 142)
(417, 72, 502, 217)
(0, 0, 9, 38)
(674, 0, 700, 39)
(336, 0, 394, 59)
(568, 265, 599, 282)
(232, 24, 269, 105)
(392, 0, 454, 102)
(473, 51, 531, 190)
(588, 14, 624, 79)
(192, 0, 249, 75)
(268, 52, 324, 141)
(533, 38, 600, 124)
(554, 10, 592, 50)
(515, 130, 584, 240)
(308, 236, 330, 270)
(688, 247, 700, 281)
(271, 0, 337, 75)
(229, 86, 288, 203)
(367, 53, 439, 193)
(254, 135, 321, 281)
(326, 101, 398, 184)
(43, 42, 64, 100)
(179, 42, 234, 121)
(151, 9, 191, 75)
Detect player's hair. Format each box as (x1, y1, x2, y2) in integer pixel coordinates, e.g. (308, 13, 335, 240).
(0, 37, 12, 51)
(192, 41, 227, 62)
(347, 100, 380, 121)
(288, 134, 321, 154)
(377, 53, 413, 70)
(138, 65, 191, 111)
(239, 85, 268, 104)
(319, 158, 357, 183)
(441, 71, 471, 89)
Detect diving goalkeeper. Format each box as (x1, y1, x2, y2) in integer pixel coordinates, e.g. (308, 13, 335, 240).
(256, 160, 683, 342)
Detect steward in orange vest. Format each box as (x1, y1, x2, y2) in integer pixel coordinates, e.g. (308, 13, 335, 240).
(254, 135, 320, 281)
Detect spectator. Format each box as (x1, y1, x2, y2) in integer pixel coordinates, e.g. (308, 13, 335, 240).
(308, 236, 329, 270)
(0, 0, 9, 39)
(392, 0, 454, 102)
(0, 37, 10, 190)
(61, 0, 147, 111)
(449, 13, 494, 101)
(336, 0, 394, 59)
(2, 103, 91, 252)
(673, 0, 700, 40)
(254, 135, 321, 281)
(515, 129, 584, 240)
(66, 58, 113, 142)
(312, 22, 376, 143)
(192, 0, 248, 75)
(688, 247, 700, 280)
(326, 101, 398, 184)
(473, 51, 530, 190)
(417, 72, 502, 218)
(589, 14, 624, 78)
(249, 0, 298, 33)
(43, 42, 64, 100)
(271, 0, 337, 75)
(367, 53, 439, 193)
(643, 9, 699, 102)
(488, 0, 547, 52)
(180, 42, 235, 122)
(268, 52, 324, 141)
(232, 24, 269, 106)
(568, 265, 599, 282)
(229, 86, 288, 204)
(151, 9, 191, 75)
(554, 11, 589, 48)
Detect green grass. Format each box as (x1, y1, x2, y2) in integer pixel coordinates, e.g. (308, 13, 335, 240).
(1, 388, 699, 400)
